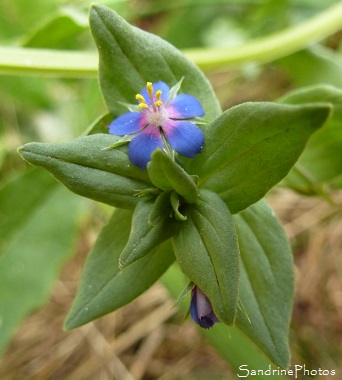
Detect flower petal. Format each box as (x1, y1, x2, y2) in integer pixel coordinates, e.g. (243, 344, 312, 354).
(198, 315, 218, 329)
(190, 290, 201, 324)
(128, 126, 163, 169)
(109, 112, 147, 135)
(140, 81, 170, 105)
(163, 120, 204, 158)
(209, 311, 220, 324)
(190, 287, 219, 329)
(195, 288, 214, 317)
(168, 94, 205, 119)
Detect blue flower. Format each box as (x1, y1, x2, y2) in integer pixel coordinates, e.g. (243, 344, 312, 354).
(109, 80, 205, 169)
(190, 286, 220, 329)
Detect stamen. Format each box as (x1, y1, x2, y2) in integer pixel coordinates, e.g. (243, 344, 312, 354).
(147, 82, 153, 95)
(138, 103, 148, 109)
(146, 82, 157, 111)
(135, 94, 146, 103)
(155, 90, 163, 107)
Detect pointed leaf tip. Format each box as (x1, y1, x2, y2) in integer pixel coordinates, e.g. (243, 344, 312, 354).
(17, 135, 153, 209)
(64, 210, 175, 330)
(88, 2, 221, 120)
(192, 102, 332, 213)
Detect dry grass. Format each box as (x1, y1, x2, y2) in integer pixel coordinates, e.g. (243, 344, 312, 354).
(0, 189, 341, 380)
(268, 189, 342, 377)
(0, 221, 231, 380)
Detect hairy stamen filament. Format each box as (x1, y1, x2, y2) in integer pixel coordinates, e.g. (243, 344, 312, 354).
(146, 82, 157, 112)
(136, 83, 165, 112)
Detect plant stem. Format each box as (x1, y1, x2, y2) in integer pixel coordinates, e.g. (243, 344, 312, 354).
(185, 1, 342, 69)
(1, 1, 342, 76)
(0, 47, 98, 77)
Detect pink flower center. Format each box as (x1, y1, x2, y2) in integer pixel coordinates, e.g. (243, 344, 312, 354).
(146, 106, 168, 127)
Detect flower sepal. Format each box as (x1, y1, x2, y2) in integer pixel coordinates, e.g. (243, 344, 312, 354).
(117, 101, 141, 113)
(170, 191, 188, 221)
(103, 134, 132, 150)
(165, 77, 184, 106)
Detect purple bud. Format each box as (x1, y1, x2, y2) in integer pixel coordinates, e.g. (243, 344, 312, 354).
(190, 286, 220, 329)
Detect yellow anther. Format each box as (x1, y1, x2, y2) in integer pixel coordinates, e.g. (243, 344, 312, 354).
(138, 103, 148, 109)
(147, 82, 153, 94)
(155, 90, 162, 100)
(155, 100, 163, 107)
(135, 94, 146, 103)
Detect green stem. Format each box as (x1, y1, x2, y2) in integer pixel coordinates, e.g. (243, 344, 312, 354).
(1, 2, 342, 76)
(185, 1, 342, 69)
(0, 47, 98, 77)
(291, 164, 334, 204)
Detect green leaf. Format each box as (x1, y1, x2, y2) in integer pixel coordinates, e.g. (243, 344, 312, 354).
(119, 199, 179, 268)
(172, 189, 239, 326)
(147, 150, 198, 204)
(18, 134, 153, 209)
(89, 3, 221, 121)
(64, 209, 175, 330)
(0, 176, 84, 354)
(279, 84, 342, 114)
(162, 265, 289, 379)
(233, 200, 294, 368)
(190, 102, 331, 213)
(279, 84, 342, 193)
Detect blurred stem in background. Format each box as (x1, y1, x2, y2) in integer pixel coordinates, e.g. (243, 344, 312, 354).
(1, 1, 342, 76)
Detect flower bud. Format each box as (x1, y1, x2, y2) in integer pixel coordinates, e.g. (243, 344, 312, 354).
(190, 286, 220, 329)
